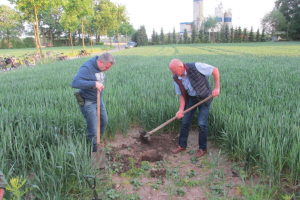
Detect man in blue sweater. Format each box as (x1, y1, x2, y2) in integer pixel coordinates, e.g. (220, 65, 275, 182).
(72, 53, 115, 168)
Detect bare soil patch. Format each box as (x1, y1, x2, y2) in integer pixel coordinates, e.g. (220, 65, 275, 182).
(104, 128, 251, 200)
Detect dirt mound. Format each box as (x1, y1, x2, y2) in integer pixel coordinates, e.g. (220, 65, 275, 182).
(108, 130, 178, 175)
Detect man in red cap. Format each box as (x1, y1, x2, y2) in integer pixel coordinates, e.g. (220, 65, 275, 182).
(169, 59, 220, 158)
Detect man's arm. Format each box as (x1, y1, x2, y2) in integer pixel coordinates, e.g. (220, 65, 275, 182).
(71, 67, 96, 89)
(0, 188, 4, 200)
(176, 95, 186, 119)
(212, 67, 220, 97)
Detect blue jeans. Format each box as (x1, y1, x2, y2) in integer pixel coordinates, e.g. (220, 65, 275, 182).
(80, 99, 108, 152)
(178, 96, 210, 151)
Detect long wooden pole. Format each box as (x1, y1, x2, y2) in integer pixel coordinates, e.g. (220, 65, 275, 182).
(97, 90, 100, 150)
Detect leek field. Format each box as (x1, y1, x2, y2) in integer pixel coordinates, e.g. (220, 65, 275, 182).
(0, 42, 299, 199)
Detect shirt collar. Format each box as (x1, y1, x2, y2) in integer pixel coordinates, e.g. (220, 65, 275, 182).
(178, 70, 187, 80)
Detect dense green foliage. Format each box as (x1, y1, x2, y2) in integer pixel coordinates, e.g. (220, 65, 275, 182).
(276, 0, 300, 40)
(131, 25, 148, 46)
(0, 43, 299, 199)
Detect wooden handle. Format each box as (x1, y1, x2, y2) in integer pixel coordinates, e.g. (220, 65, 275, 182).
(149, 95, 213, 135)
(97, 90, 100, 147)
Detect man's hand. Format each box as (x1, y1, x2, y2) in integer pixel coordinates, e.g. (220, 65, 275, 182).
(176, 111, 184, 119)
(95, 82, 104, 92)
(212, 88, 220, 97)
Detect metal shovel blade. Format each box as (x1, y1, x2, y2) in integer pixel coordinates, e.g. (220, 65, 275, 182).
(139, 129, 151, 142)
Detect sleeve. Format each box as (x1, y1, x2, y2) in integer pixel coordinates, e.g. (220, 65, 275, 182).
(0, 171, 7, 189)
(195, 62, 214, 76)
(71, 66, 96, 89)
(174, 81, 182, 95)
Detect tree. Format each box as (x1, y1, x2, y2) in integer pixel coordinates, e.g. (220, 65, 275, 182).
(233, 27, 238, 43)
(183, 28, 188, 44)
(242, 28, 248, 42)
(84, 15, 98, 51)
(178, 34, 183, 44)
(230, 27, 234, 43)
(60, 13, 80, 55)
(39, 6, 64, 47)
(220, 26, 225, 43)
(224, 25, 230, 43)
(261, 9, 287, 36)
(256, 29, 260, 42)
(172, 27, 176, 44)
(95, 0, 117, 51)
(151, 29, 156, 45)
(64, 0, 94, 50)
(204, 15, 218, 42)
(0, 5, 23, 48)
(132, 26, 148, 46)
(249, 27, 254, 42)
(11, 0, 53, 55)
(198, 28, 204, 43)
(215, 32, 221, 43)
(204, 33, 209, 43)
(167, 32, 171, 44)
(275, 0, 300, 40)
(261, 29, 266, 42)
(114, 4, 128, 50)
(236, 26, 242, 43)
(160, 28, 165, 44)
(119, 22, 134, 43)
(191, 24, 197, 43)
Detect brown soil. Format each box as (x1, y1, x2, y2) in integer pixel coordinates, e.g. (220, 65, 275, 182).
(103, 128, 252, 200)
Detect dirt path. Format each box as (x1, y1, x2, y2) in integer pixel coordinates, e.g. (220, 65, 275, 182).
(103, 128, 252, 200)
(68, 44, 125, 60)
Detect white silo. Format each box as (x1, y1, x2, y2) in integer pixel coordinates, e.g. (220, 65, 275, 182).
(193, 0, 204, 30)
(215, 2, 223, 23)
(224, 9, 232, 29)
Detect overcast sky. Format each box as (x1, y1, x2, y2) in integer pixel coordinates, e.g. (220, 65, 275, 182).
(2, 0, 276, 37)
(110, 0, 276, 36)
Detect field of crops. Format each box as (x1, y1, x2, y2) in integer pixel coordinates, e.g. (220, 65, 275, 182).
(0, 44, 115, 58)
(0, 42, 299, 199)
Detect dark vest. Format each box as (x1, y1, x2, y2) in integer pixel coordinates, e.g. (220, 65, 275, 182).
(173, 62, 213, 106)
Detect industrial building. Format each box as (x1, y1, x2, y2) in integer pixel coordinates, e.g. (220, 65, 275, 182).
(180, 0, 233, 35)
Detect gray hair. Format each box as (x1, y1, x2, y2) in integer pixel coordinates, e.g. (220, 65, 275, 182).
(98, 52, 115, 65)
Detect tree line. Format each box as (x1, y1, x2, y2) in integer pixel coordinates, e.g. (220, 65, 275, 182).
(0, 0, 135, 55)
(261, 0, 300, 40)
(0, 0, 299, 52)
(148, 25, 266, 46)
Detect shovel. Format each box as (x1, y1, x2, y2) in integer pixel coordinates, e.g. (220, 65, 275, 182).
(92, 90, 106, 169)
(139, 95, 213, 142)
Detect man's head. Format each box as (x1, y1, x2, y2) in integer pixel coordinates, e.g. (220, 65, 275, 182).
(169, 59, 184, 76)
(97, 52, 115, 71)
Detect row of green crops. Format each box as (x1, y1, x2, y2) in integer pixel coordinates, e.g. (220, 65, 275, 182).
(0, 44, 114, 58)
(0, 42, 299, 199)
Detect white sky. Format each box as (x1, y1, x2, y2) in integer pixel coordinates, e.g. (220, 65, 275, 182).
(111, 0, 276, 36)
(2, 0, 276, 37)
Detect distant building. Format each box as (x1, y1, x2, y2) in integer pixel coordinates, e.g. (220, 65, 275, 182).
(214, 2, 233, 31)
(180, 0, 232, 35)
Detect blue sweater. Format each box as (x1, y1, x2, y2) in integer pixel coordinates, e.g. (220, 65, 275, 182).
(71, 56, 104, 103)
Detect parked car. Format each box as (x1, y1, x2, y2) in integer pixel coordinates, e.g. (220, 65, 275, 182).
(125, 42, 137, 49)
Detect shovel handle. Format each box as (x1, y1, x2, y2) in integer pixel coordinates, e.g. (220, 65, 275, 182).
(149, 95, 213, 135)
(97, 90, 100, 147)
